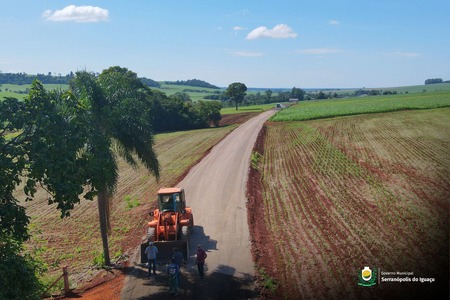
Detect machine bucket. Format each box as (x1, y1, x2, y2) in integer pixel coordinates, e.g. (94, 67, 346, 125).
(140, 240, 188, 264)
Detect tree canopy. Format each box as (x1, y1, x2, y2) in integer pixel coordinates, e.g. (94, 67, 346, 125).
(424, 78, 443, 85)
(225, 82, 247, 110)
(69, 67, 161, 265)
(0, 71, 161, 88)
(1, 81, 89, 298)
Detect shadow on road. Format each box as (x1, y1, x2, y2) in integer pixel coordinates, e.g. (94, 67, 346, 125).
(130, 267, 257, 300)
(188, 225, 217, 259)
(123, 226, 258, 299)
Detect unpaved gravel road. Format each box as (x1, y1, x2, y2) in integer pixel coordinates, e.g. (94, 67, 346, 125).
(121, 109, 275, 299)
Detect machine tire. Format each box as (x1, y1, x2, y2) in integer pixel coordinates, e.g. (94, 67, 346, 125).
(147, 227, 155, 242)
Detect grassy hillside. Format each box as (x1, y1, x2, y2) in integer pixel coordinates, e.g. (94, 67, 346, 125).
(0, 83, 69, 100)
(0, 82, 221, 102)
(311, 82, 450, 96)
(154, 83, 222, 102)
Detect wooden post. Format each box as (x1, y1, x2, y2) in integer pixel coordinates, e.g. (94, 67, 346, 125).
(62, 266, 70, 293)
(45, 265, 70, 296)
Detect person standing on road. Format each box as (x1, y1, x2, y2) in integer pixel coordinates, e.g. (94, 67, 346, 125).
(172, 247, 184, 267)
(196, 244, 207, 279)
(167, 257, 180, 296)
(144, 241, 158, 277)
(172, 247, 184, 281)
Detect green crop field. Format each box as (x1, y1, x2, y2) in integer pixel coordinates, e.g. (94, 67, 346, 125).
(315, 82, 450, 96)
(271, 90, 450, 121)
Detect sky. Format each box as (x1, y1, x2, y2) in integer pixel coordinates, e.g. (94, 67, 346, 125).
(1, 0, 450, 88)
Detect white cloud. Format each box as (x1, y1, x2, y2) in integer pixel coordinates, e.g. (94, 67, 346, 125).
(226, 9, 249, 18)
(43, 5, 109, 23)
(232, 51, 264, 57)
(297, 48, 343, 55)
(388, 51, 420, 57)
(329, 20, 340, 25)
(233, 26, 247, 31)
(246, 24, 297, 40)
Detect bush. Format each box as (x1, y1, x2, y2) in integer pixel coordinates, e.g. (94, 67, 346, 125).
(0, 235, 45, 300)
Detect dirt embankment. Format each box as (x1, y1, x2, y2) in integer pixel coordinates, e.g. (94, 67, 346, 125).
(246, 124, 279, 299)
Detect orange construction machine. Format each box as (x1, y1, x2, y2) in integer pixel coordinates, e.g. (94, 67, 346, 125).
(141, 187, 194, 263)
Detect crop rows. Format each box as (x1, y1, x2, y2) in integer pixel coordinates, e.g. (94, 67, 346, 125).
(271, 90, 450, 122)
(257, 108, 449, 299)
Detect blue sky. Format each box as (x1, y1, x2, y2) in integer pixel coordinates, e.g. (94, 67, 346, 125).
(1, 0, 449, 88)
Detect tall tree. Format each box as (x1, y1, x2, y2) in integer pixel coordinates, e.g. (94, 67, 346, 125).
(1, 81, 88, 299)
(195, 100, 222, 127)
(265, 89, 273, 103)
(290, 87, 305, 100)
(225, 82, 247, 110)
(70, 67, 160, 265)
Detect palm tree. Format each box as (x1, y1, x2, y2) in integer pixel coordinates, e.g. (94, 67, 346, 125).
(70, 67, 159, 265)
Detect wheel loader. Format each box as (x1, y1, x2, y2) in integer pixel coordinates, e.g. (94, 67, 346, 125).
(140, 187, 194, 263)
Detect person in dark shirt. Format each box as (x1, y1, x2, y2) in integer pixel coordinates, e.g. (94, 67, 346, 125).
(196, 244, 207, 279)
(172, 247, 184, 282)
(167, 257, 180, 296)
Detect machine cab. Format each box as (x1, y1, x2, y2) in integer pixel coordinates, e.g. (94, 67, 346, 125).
(157, 187, 186, 212)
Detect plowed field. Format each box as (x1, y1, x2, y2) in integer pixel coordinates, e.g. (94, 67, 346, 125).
(248, 108, 449, 299)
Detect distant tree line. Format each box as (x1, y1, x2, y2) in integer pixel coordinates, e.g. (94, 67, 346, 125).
(182, 88, 217, 93)
(0, 72, 75, 85)
(164, 79, 220, 89)
(0, 71, 161, 88)
(424, 78, 450, 84)
(0, 72, 227, 90)
(309, 89, 401, 100)
(204, 86, 408, 104)
(204, 87, 306, 106)
(353, 89, 398, 96)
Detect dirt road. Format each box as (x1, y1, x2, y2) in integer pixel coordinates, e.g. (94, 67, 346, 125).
(121, 109, 275, 299)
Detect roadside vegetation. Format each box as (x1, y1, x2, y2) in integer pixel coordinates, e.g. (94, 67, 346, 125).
(221, 104, 274, 114)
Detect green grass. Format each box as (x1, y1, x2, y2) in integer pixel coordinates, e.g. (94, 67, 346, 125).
(381, 82, 450, 93)
(314, 82, 450, 96)
(271, 90, 450, 122)
(221, 103, 280, 115)
(0, 84, 69, 101)
(155, 83, 223, 102)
